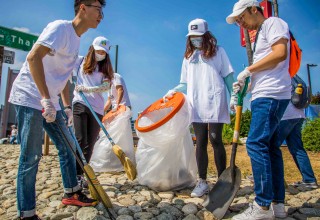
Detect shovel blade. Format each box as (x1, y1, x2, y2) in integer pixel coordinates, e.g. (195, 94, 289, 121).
(203, 166, 241, 219)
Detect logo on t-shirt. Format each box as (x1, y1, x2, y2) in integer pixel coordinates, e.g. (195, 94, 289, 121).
(191, 25, 198, 30)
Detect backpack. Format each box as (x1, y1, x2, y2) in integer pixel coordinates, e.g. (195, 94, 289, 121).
(291, 74, 311, 109)
(288, 31, 302, 77)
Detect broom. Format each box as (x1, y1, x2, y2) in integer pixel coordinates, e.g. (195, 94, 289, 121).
(57, 103, 116, 219)
(76, 88, 137, 180)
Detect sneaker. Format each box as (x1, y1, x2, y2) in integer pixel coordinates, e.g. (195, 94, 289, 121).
(271, 203, 287, 218)
(292, 181, 318, 189)
(62, 190, 98, 206)
(18, 215, 41, 220)
(232, 201, 274, 220)
(191, 179, 209, 197)
(77, 175, 89, 189)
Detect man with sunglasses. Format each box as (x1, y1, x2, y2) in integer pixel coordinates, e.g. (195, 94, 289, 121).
(226, 0, 291, 219)
(9, 1, 105, 219)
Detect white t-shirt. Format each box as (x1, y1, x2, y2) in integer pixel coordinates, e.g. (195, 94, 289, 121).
(281, 102, 305, 121)
(9, 20, 80, 110)
(109, 73, 131, 107)
(251, 17, 291, 101)
(72, 56, 109, 115)
(180, 46, 234, 123)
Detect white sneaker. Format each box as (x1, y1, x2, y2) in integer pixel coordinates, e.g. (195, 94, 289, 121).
(232, 201, 274, 220)
(190, 179, 209, 197)
(271, 203, 287, 218)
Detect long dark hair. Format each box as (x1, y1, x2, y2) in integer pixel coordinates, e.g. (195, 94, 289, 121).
(184, 31, 218, 60)
(83, 46, 114, 82)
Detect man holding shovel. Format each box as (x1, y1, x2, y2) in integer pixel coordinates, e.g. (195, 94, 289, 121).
(226, 0, 291, 219)
(9, 1, 105, 219)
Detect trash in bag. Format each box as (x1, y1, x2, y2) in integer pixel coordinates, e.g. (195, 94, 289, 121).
(135, 92, 197, 191)
(90, 105, 135, 172)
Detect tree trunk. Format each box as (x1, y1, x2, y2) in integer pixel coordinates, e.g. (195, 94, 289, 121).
(273, 0, 279, 17)
(244, 29, 253, 65)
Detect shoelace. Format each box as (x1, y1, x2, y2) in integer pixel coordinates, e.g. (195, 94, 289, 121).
(242, 203, 256, 216)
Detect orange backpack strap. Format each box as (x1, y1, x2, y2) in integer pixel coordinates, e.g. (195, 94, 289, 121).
(289, 31, 302, 78)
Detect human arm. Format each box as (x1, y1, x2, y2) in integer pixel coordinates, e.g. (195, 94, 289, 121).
(104, 97, 111, 113)
(237, 38, 288, 82)
(75, 81, 110, 93)
(61, 83, 73, 126)
(112, 85, 124, 111)
(223, 73, 235, 97)
(27, 44, 51, 99)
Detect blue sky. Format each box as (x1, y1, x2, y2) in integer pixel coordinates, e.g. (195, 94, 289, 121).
(0, 0, 319, 119)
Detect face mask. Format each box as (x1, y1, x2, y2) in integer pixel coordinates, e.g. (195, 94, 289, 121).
(95, 52, 106, 61)
(190, 37, 203, 48)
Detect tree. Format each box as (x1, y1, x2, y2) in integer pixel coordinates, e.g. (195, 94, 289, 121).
(311, 92, 320, 104)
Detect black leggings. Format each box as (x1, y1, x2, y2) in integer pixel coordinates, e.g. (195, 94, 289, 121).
(73, 102, 102, 175)
(193, 122, 226, 179)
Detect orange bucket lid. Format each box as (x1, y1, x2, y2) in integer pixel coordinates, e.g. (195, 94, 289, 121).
(102, 105, 127, 124)
(135, 92, 185, 132)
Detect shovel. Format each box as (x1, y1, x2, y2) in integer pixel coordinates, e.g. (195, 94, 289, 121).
(203, 77, 249, 219)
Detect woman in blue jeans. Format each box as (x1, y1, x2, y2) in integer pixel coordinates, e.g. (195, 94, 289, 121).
(279, 102, 318, 188)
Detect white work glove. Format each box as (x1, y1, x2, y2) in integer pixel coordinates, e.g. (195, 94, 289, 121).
(40, 98, 56, 123)
(64, 108, 73, 127)
(75, 85, 88, 93)
(163, 90, 176, 102)
(237, 68, 252, 83)
(230, 94, 238, 112)
(232, 81, 244, 94)
(111, 104, 119, 112)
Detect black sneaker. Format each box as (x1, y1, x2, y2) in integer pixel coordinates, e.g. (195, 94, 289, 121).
(62, 190, 98, 206)
(77, 175, 89, 189)
(18, 215, 41, 220)
(292, 181, 318, 189)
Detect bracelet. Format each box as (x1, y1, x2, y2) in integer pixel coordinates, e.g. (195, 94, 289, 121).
(64, 105, 72, 110)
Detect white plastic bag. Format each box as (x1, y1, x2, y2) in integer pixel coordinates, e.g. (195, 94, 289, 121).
(136, 97, 197, 191)
(90, 108, 135, 172)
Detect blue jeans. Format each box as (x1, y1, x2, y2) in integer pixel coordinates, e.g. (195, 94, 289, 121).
(246, 98, 289, 207)
(15, 105, 80, 218)
(10, 135, 17, 144)
(279, 118, 317, 183)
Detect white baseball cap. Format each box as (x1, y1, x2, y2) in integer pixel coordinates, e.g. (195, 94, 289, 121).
(186, 18, 208, 37)
(92, 36, 110, 53)
(226, 0, 260, 24)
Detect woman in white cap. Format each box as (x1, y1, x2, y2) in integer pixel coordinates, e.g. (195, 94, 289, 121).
(72, 36, 114, 187)
(163, 18, 236, 197)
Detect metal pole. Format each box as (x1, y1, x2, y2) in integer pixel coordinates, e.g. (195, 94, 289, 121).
(307, 64, 318, 96)
(115, 45, 119, 73)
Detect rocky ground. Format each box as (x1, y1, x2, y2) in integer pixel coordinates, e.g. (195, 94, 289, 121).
(0, 145, 319, 220)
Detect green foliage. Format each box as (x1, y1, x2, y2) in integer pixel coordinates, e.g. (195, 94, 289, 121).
(311, 92, 320, 104)
(302, 118, 320, 152)
(222, 109, 252, 144)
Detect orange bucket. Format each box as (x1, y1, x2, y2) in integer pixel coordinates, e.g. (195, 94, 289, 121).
(102, 105, 127, 124)
(135, 92, 185, 132)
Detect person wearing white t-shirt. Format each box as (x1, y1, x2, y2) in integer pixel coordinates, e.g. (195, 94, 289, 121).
(72, 36, 113, 188)
(164, 18, 236, 198)
(104, 73, 132, 112)
(278, 103, 318, 189)
(227, 0, 291, 219)
(8, 1, 106, 219)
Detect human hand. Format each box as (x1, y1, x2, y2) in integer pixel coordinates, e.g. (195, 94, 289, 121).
(75, 85, 88, 92)
(41, 98, 56, 123)
(64, 107, 73, 127)
(111, 104, 118, 112)
(232, 81, 244, 94)
(237, 68, 252, 83)
(163, 90, 176, 102)
(230, 94, 238, 112)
